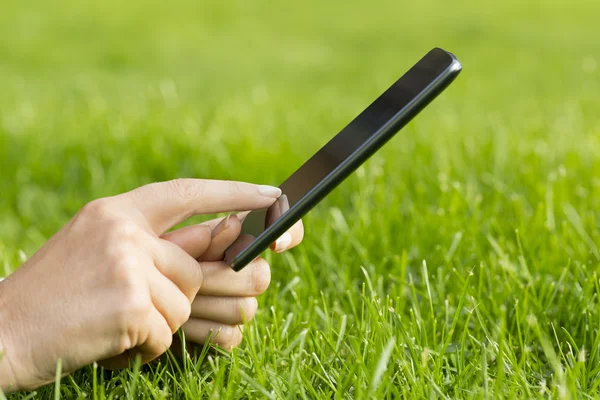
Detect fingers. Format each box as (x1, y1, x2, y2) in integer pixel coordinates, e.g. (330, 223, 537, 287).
(123, 179, 281, 234)
(191, 296, 258, 324)
(135, 307, 174, 360)
(181, 319, 242, 350)
(224, 234, 256, 266)
(271, 220, 304, 253)
(197, 211, 250, 230)
(197, 258, 271, 296)
(148, 269, 192, 333)
(265, 194, 289, 226)
(160, 224, 212, 259)
(200, 214, 242, 261)
(101, 308, 173, 369)
(152, 239, 203, 301)
(160, 214, 242, 262)
(164, 211, 304, 262)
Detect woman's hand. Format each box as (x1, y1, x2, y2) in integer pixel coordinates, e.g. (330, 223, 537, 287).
(163, 215, 303, 350)
(0, 179, 284, 392)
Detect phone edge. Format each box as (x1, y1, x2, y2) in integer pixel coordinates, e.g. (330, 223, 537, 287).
(231, 49, 462, 271)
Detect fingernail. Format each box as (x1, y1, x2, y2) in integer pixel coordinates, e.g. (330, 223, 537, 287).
(257, 185, 282, 199)
(212, 214, 235, 239)
(274, 232, 293, 252)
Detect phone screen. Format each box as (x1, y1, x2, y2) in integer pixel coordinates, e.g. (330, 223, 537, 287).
(226, 48, 461, 270)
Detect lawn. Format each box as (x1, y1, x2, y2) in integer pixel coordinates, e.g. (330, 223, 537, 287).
(1, 0, 600, 398)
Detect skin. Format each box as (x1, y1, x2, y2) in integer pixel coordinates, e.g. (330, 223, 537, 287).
(0, 179, 304, 392)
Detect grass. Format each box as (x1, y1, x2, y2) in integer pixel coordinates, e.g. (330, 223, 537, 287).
(1, 0, 600, 398)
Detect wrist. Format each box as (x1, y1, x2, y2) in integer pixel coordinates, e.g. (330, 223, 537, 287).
(0, 279, 22, 393)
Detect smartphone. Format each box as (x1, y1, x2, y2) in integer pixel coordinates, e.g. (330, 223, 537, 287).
(226, 47, 462, 271)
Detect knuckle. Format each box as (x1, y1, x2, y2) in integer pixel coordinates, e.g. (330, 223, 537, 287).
(216, 325, 242, 349)
(191, 262, 203, 290)
(107, 247, 142, 279)
(169, 178, 203, 202)
(113, 292, 152, 352)
(73, 199, 116, 228)
(116, 332, 134, 354)
(236, 297, 258, 322)
(105, 220, 141, 244)
(121, 285, 152, 317)
(231, 328, 243, 348)
(228, 181, 244, 195)
(157, 328, 174, 352)
(182, 252, 203, 290)
(106, 252, 146, 302)
(250, 258, 271, 294)
(163, 240, 203, 293)
(172, 299, 192, 333)
(81, 198, 115, 217)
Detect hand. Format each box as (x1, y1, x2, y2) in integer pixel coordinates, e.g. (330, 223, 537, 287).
(0, 179, 282, 392)
(163, 215, 303, 350)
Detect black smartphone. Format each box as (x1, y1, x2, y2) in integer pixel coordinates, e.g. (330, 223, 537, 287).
(226, 47, 462, 271)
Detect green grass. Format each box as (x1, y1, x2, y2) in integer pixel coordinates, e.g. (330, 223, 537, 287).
(1, 0, 600, 398)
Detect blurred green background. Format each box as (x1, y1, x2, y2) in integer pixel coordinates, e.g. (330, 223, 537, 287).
(1, 0, 600, 397)
(2, 0, 598, 256)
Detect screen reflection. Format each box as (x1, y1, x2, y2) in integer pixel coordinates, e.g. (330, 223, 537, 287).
(224, 48, 459, 268)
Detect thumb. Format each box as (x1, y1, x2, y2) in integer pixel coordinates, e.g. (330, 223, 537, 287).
(122, 179, 280, 234)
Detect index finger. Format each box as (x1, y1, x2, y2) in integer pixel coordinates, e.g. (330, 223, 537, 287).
(123, 179, 281, 234)
(199, 211, 250, 230)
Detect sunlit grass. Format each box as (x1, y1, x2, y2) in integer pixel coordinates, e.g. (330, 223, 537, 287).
(1, 0, 600, 398)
